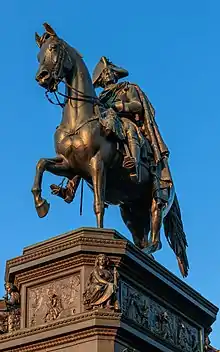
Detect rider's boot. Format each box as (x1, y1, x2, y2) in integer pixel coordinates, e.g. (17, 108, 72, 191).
(123, 132, 141, 183)
(50, 175, 81, 203)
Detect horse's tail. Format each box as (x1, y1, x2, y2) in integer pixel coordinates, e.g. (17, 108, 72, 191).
(163, 193, 189, 277)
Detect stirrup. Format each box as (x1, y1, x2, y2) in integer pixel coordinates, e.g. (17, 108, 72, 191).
(50, 184, 65, 198)
(50, 184, 75, 204)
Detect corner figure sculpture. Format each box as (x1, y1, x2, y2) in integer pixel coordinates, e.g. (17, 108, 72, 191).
(0, 282, 20, 333)
(83, 254, 119, 310)
(32, 23, 189, 277)
(204, 328, 220, 352)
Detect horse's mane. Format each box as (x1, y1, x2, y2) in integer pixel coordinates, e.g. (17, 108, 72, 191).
(60, 38, 83, 59)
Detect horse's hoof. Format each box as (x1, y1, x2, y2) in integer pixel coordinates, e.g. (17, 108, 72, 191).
(142, 250, 155, 260)
(149, 254, 155, 260)
(142, 247, 153, 256)
(143, 241, 162, 256)
(36, 199, 50, 218)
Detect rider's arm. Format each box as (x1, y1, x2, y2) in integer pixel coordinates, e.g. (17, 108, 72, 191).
(113, 85, 143, 114)
(93, 269, 109, 285)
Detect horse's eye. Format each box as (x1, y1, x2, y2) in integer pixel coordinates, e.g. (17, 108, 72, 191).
(49, 44, 57, 51)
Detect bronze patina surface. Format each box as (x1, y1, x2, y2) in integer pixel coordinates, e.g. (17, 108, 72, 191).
(32, 23, 188, 276)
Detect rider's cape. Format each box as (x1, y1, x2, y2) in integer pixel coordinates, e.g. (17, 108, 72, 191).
(132, 83, 173, 189)
(99, 81, 173, 192)
(123, 84, 189, 276)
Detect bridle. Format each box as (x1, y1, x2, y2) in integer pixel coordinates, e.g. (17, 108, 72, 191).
(44, 39, 103, 109)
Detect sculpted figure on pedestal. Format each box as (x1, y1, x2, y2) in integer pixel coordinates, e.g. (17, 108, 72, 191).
(204, 328, 219, 352)
(83, 254, 119, 310)
(0, 282, 20, 333)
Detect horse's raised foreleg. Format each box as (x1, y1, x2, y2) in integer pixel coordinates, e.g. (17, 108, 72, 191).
(90, 152, 106, 228)
(31, 156, 71, 218)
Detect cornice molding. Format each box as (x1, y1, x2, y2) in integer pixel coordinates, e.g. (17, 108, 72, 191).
(2, 327, 117, 352)
(0, 310, 121, 344)
(7, 236, 126, 269)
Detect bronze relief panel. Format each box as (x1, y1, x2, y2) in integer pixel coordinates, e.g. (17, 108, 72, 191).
(27, 274, 80, 327)
(120, 281, 201, 352)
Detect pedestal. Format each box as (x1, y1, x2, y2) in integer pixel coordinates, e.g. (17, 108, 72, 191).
(0, 228, 218, 351)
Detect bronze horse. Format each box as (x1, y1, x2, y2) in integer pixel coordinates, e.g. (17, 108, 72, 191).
(32, 23, 189, 276)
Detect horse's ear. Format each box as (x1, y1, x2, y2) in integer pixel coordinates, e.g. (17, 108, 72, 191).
(35, 32, 42, 47)
(43, 23, 57, 37)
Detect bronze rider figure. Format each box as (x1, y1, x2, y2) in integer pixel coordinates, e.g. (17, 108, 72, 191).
(51, 56, 172, 215)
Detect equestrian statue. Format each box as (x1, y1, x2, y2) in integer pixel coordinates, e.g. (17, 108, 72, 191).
(32, 23, 189, 277)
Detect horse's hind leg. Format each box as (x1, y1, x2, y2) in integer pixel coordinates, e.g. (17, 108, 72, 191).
(144, 198, 163, 255)
(120, 204, 150, 249)
(31, 156, 71, 218)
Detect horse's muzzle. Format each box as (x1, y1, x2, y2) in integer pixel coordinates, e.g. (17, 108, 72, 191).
(36, 70, 58, 92)
(36, 69, 50, 84)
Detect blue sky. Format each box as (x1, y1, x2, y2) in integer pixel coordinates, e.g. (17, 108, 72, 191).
(0, 0, 219, 346)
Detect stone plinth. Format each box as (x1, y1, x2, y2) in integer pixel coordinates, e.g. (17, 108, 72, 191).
(0, 227, 218, 351)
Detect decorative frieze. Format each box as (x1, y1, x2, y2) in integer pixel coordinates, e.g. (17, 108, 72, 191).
(121, 281, 201, 351)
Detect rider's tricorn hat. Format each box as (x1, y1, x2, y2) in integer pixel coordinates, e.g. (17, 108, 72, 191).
(92, 56, 129, 88)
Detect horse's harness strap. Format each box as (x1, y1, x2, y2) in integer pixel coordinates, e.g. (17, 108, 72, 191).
(57, 91, 101, 105)
(59, 80, 102, 106)
(45, 79, 103, 108)
(67, 116, 99, 136)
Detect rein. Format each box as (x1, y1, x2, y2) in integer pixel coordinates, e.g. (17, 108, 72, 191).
(45, 80, 102, 108)
(44, 44, 103, 132)
(45, 90, 65, 108)
(45, 80, 100, 134)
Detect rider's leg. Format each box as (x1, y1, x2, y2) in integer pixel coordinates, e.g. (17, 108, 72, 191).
(122, 122, 141, 183)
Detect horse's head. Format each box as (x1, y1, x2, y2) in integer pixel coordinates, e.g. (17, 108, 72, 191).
(35, 23, 76, 92)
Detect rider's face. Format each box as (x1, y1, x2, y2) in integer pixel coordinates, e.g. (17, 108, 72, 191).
(102, 68, 117, 86)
